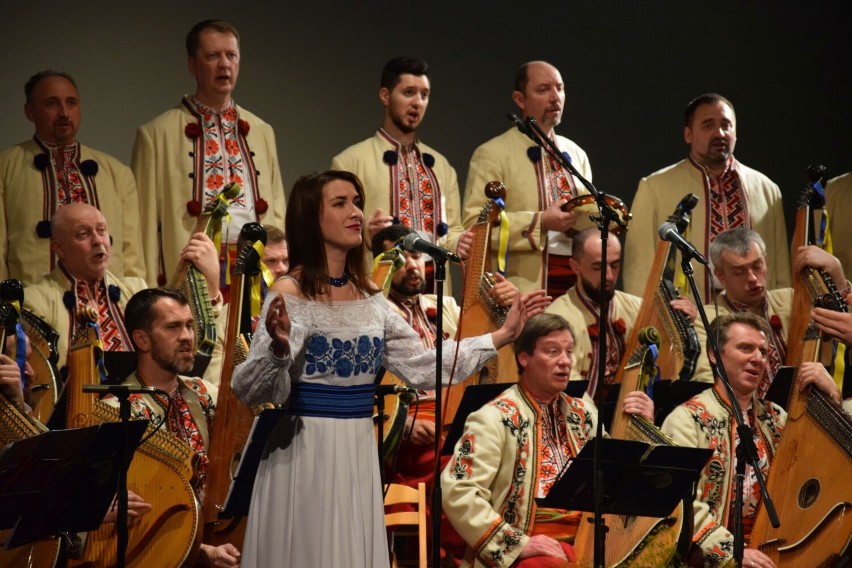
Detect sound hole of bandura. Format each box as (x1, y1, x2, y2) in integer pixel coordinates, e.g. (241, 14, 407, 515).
(797, 478, 820, 509)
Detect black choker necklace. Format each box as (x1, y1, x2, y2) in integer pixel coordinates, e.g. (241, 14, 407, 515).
(327, 270, 351, 287)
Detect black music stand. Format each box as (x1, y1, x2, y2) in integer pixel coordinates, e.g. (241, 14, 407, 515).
(764, 366, 797, 411)
(220, 407, 287, 517)
(652, 380, 712, 427)
(441, 383, 512, 456)
(537, 438, 712, 516)
(0, 421, 147, 549)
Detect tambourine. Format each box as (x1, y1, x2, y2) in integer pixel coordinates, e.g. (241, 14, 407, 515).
(561, 194, 632, 236)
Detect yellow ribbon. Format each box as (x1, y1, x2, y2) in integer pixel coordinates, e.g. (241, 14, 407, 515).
(208, 186, 239, 287)
(674, 225, 689, 297)
(251, 240, 267, 318)
(496, 199, 510, 275)
(820, 209, 846, 391)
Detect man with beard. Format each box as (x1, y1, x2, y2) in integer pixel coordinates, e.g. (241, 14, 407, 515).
(333, 57, 466, 261)
(372, 224, 469, 563)
(373, 224, 518, 564)
(261, 224, 289, 281)
(461, 60, 592, 297)
(103, 287, 240, 567)
(24, 203, 222, 380)
(624, 93, 790, 300)
(545, 228, 696, 397)
(0, 70, 145, 285)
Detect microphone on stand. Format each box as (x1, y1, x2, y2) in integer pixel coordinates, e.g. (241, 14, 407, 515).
(375, 384, 417, 396)
(401, 233, 462, 264)
(658, 222, 709, 265)
(507, 113, 548, 149)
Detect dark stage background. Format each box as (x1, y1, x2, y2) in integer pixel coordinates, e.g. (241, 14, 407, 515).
(1, 1, 850, 253)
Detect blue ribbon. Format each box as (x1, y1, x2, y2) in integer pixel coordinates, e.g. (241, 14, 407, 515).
(14, 323, 27, 388)
(88, 322, 110, 385)
(644, 344, 661, 399)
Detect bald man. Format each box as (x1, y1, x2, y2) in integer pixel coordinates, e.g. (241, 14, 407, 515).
(461, 61, 592, 297)
(24, 203, 221, 378)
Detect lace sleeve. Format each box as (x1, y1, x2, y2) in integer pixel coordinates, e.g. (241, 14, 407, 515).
(381, 303, 497, 390)
(231, 294, 303, 406)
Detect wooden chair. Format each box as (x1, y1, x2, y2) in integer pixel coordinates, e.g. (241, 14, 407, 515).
(384, 482, 427, 568)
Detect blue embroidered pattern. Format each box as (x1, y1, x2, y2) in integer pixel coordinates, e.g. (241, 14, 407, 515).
(304, 334, 384, 378)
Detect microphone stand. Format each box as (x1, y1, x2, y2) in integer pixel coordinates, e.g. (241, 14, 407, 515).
(680, 255, 780, 565)
(376, 389, 387, 487)
(81, 384, 169, 568)
(512, 114, 625, 567)
(431, 257, 447, 568)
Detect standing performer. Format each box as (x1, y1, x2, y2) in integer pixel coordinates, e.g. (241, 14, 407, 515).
(132, 19, 286, 287)
(461, 61, 592, 296)
(230, 170, 548, 566)
(624, 93, 789, 299)
(331, 57, 467, 258)
(0, 70, 145, 284)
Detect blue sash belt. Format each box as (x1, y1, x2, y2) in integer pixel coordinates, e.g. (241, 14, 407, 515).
(289, 383, 375, 418)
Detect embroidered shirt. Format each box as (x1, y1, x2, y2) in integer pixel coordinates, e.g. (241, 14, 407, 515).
(575, 286, 626, 396)
(184, 96, 257, 243)
(62, 264, 131, 353)
(535, 398, 574, 498)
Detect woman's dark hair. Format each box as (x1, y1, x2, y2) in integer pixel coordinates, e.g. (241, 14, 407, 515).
(285, 170, 377, 299)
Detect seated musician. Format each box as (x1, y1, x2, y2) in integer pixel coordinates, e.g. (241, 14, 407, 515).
(812, 292, 852, 414)
(441, 314, 654, 568)
(23, 202, 225, 384)
(661, 312, 841, 568)
(0, 333, 33, 409)
(261, 224, 289, 281)
(690, 228, 848, 394)
(102, 287, 240, 566)
(545, 228, 697, 398)
(373, 224, 498, 564)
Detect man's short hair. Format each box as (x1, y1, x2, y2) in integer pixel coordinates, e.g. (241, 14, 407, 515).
(125, 288, 188, 349)
(263, 224, 286, 244)
(707, 312, 770, 356)
(514, 313, 575, 375)
(371, 224, 415, 258)
(569, 227, 602, 262)
(514, 60, 556, 94)
(709, 227, 767, 268)
(685, 93, 735, 127)
(186, 19, 240, 58)
(380, 57, 430, 91)
(25, 70, 77, 102)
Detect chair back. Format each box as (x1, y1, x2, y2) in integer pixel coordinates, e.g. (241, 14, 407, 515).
(384, 482, 427, 568)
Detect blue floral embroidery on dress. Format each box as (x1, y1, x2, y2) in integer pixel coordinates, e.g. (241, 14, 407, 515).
(305, 334, 384, 377)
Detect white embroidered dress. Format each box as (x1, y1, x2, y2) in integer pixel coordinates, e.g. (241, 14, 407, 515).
(232, 292, 497, 567)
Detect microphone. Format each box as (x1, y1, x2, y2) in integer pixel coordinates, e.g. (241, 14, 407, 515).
(82, 385, 168, 396)
(658, 222, 709, 265)
(507, 113, 542, 146)
(375, 384, 417, 396)
(507, 112, 530, 136)
(401, 233, 462, 264)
